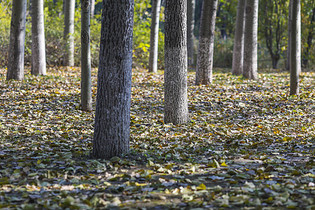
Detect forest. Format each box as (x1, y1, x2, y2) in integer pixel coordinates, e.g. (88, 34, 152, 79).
(0, 0, 314, 209)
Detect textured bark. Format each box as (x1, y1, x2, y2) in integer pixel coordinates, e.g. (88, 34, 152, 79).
(243, 0, 258, 80)
(187, 0, 195, 66)
(7, 0, 27, 81)
(290, 0, 300, 95)
(81, 0, 92, 111)
(164, 0, 189, 124)
(64, 0, 75, 66)
(148, 0, 161, 73)
(90, 0, 95, 18)
(92, 0, 134, 159)
(31, 0, 46, 76)
(286, 0, 292, 71)
(296, 0, 301, 74)
(232, 0, 246, 75)
(195, 0, 218, 85)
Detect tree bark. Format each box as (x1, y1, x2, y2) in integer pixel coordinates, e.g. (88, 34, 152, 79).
(164, 0, 189, 124)
(187, 0, 195, 66)
(286, 0, 292, 71)
(7, 0, 27, 81)
(195, 0, 218, 85)
(90, 0, 95, 18)
(64, 0, 75, 66)
(290, 0, 300, 95)
(243, 0, 258, 80)
(92, 0, 134, 159)
(148, 0, 161, 73)
(232, 0, 246, 75)
(81, 0, 92, 111)
(31, 0, 46, 76)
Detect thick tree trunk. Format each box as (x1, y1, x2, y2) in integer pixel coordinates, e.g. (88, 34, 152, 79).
(90, 0, 95, 18)
(81, 0, 92, 111)
(232, 0, 246, 75)
(290, 0, 300, 95)
(195, 0, 218, 85)
(148, 0, 161, 73)
(31, 0, 46, 76)
(92, 0, 134, 159)
(243, 0, 258, 80)
(271, 54, 280, 69)
(164, 0, 189, 124)
(187, 0, 195, 66)
(64, 0, 75, 66)
(7, 0, 27, 80)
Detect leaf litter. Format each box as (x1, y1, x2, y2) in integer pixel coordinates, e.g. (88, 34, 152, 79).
(0, 67, 314, 209)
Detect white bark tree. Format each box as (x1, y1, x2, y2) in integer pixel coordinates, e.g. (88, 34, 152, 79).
(195, 0, 218, 85)
(90, 0, 95, 18)
(7, 0, 27, 80)
(149, 0, 161, 73)
(164, 0, 189, 124)
(243, 0, 258, 80)
(64, 0, 75, 66)
(31, 0, 46, 76)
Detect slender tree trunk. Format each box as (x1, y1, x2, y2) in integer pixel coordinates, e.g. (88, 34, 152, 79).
(64, 0, 75, 66)
(290, 0, 300, 95)
(81, 0, 92, 111)
(243, 0, 258, 80)
(90, 0, 95, 18)
(31, 0, 46, 76)
(92, 0, 134, 159)
(187, 0, 195, 66)
(232, 0, 246, 75)
(7, 0, 27, 80)
(296, 0, 301, 74)
(164, 0, 189, 124)
(303, 8, 315, 67)
(195, 0, 218, 85)
(286, 0, 292, 71)
(148, 0, 161, 73)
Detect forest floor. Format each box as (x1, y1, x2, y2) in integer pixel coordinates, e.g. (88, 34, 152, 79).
(0, 67, 314, 209)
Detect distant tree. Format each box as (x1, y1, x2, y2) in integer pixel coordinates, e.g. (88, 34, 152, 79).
(243, 0, 258, 80)
(302, 8, 315, 67)
(232, 0, 246, 75)
(164, 0, 189, 124)
(81, 0, 92, 111)
(31, 0, 46, 76)
(92, 0, 134, 159)
(195, 0, 218, 85)
(7, 0, 27, 80)
(64, 0, 75, 66)
(290, 0, 300, 95)
(149, 0, 161, 73)
(187, 0, 195, 66)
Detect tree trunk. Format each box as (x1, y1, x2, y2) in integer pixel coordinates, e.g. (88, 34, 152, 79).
(271, 54, 280, 69)
(195, 0, 218, 85)
(7, 0, 27, 81)
(90, 0, 95, 18)
(286, 0, 292, 71)
(31, 0, 46, 76)
(232, 0, 246, 75)
(243, 0, 258, 80)
(187, 0, 195, 66)
(164, 0, 189, 124)
(302, 8, 315, 67)
(92, 0, 134, 159)
(81, 0, 92, 111)
(296, 0, 301, 74)
(64, 0, 75, 66)
(290, 0, 300, 95)
(148, 0, 161, 73)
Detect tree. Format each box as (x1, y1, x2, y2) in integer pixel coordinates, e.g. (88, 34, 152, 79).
(302, 7, 315, 67)
(6, 0, 27, 80)
(286, 0, 292, 70)
(290, 0, 300, 95)
(92, 0, 134, 159)
(31, 0, 46, 76)
(195, 0, 218, 85)
(81, 0, 92, 111)
(232, 0, 246, 75)
(90, 0, 95, 18)
(64, 0, 75, 66)
(148, 0, 161, 73)
(243, 0, 258, 80)
(164, 0, 189, 124)
(187, 0, 195, 66)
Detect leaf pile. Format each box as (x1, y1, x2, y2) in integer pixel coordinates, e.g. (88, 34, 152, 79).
(0, 67, 314, 209)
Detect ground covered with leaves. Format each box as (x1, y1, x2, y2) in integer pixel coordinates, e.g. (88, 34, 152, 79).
(0, 67, 314, 209)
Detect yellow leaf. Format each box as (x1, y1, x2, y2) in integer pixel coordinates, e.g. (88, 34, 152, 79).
(221, 162, 228, 167)
(196, 183, 207, 190)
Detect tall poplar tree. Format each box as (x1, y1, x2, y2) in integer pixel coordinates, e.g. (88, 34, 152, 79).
(64, 0, 75, 66)
(7, 0, 27, 80)
(92, 0, 134, 159)
(164, 0, 189, 124)
(149, 0, 161, 73)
